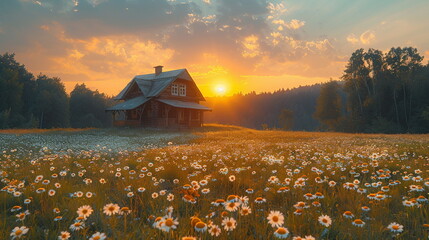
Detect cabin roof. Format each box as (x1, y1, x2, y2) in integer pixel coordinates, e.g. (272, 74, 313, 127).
(106, 96, 149, 111)
(157, 99, 212, 111)
(114, 68, 204, 100)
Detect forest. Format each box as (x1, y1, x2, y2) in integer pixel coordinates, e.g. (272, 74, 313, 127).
(1, 47, 429, 133)
(0, 53, 112, 129)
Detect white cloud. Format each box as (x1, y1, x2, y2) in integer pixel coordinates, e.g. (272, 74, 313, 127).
(202, 0, 211, 4)
(360, 30, 376, 44)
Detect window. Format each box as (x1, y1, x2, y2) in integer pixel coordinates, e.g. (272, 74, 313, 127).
(171, 84, 178, 96)
(179, 84, 186, 96)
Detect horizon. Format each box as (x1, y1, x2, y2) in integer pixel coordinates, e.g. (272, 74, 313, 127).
(1, 0, 429, 97)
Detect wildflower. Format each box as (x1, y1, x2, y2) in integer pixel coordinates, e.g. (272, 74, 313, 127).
(10, 226, 29, 239)
(36, 187, 46, 193)
(209, 224, 221, 236)
(312, 201, 321, 207)
(240, 205, 252, 216)
(274, 227, 289, 239)
(343, 211, 354, 219)
(167, 193, 175, 201)
(86, 192, 93, 198)
(58, 231, 71, 240)
(89, 232, 107, 240)
(361, 206, 370, 211)
(103, 203, 120, 216)
(77, 205, 93, 219)
(304, 193, 315, 200)
(181, 237, 197, 240)
(267, 211, 285, 228)
(318, 215, 332, 227)
(201, 188, 210, 194)
(127, 192, 134, 197)
(54, 216, 63, 221)
(15, 210, 30, 221)
(246, 188, 254, 194)
(24, 199, 31, 204)
(11, 205, 22, 212)
(194, 221, 207, 232)
(119, 207, 131, 215)
(225, 202, 240, 212)
(48, 189, 56, 196)
(161, 217, 179, 232)
(352, 219, 365, 227)
(222, 217, 237, 231)
(152, 192, 159, 199)
(13, 191, 22, 197)
(254, 197, 266, 204)
(69, 221, 85, 231)
(294, 209, 303, 215)
(387, 222, 403, 233)
(229, 175, 236, 182)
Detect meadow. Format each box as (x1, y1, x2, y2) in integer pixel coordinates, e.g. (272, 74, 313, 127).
(1, 125, 429, 239)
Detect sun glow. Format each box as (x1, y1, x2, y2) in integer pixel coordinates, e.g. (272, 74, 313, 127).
(215, 84, 227, 96)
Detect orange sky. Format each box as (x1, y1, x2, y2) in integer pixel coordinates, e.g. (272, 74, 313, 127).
(2, 0, 429, 97)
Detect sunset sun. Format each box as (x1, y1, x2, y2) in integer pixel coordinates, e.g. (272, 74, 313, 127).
(215, 84, 227, 96)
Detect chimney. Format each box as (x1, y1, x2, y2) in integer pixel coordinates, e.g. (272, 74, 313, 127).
(154, 65, 163, 76)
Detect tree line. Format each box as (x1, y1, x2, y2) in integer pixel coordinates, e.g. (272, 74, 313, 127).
(315, 47, 429, 133)
(0, 53, 112, 129)
(2, 47, 429, 133)
(206, 47, 429, 133)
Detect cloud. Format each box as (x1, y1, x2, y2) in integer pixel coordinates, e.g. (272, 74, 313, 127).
(242, 35, 261, 58)
(0, 0, 350, 96)
(346, 34, 359, 44)
(360, 30, 376, 45)
(272, 19, 305, 30)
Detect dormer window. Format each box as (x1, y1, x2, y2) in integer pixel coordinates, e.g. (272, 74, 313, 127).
(171, 84, 178, 96)
(179, 84, 186, 96)
(172, 83, 186, 96)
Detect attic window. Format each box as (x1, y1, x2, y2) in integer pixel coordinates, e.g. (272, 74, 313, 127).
(171, 84, 178, 96)
(179, 84, 186, 96)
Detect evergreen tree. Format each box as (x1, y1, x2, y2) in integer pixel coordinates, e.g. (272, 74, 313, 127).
(314, 81, 342, 130)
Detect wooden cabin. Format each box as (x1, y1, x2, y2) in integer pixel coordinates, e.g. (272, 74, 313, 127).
(106, 66, 211, 128)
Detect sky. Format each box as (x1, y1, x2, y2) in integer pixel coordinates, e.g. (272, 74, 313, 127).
(1, 0, 429, 97)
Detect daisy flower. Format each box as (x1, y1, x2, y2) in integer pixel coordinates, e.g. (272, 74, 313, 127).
(267, 211, 285, 228)
(387, 222, 403, 233)
(194, 221, 207, 232)
(274, 227, 289, 239)
(318, 215, 332, 227)
(342, 211, 354, 219)
(209, 224, 221, 236)
(77, 205, 93, 219)
(240, 205, 252, 216)
(161, 217, 179, 232)
(352, 219, 365, 227)
(103, 203, 120, 216)
(58, 231, 71, 240)
(222, 217, 237, 231)
(89, 232, 107, 240)
(225, 202, 240, 212)
(10, 226, 29, 239)
(69, 221, 85, 231)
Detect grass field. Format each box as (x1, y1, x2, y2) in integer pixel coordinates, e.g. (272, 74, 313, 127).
(1, 125, 429, 239)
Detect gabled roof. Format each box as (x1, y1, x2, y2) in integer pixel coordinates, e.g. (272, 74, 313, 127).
(157, 99, 211, 111)
(114, 69, 204, 100)
(106, 96, 149, 111)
